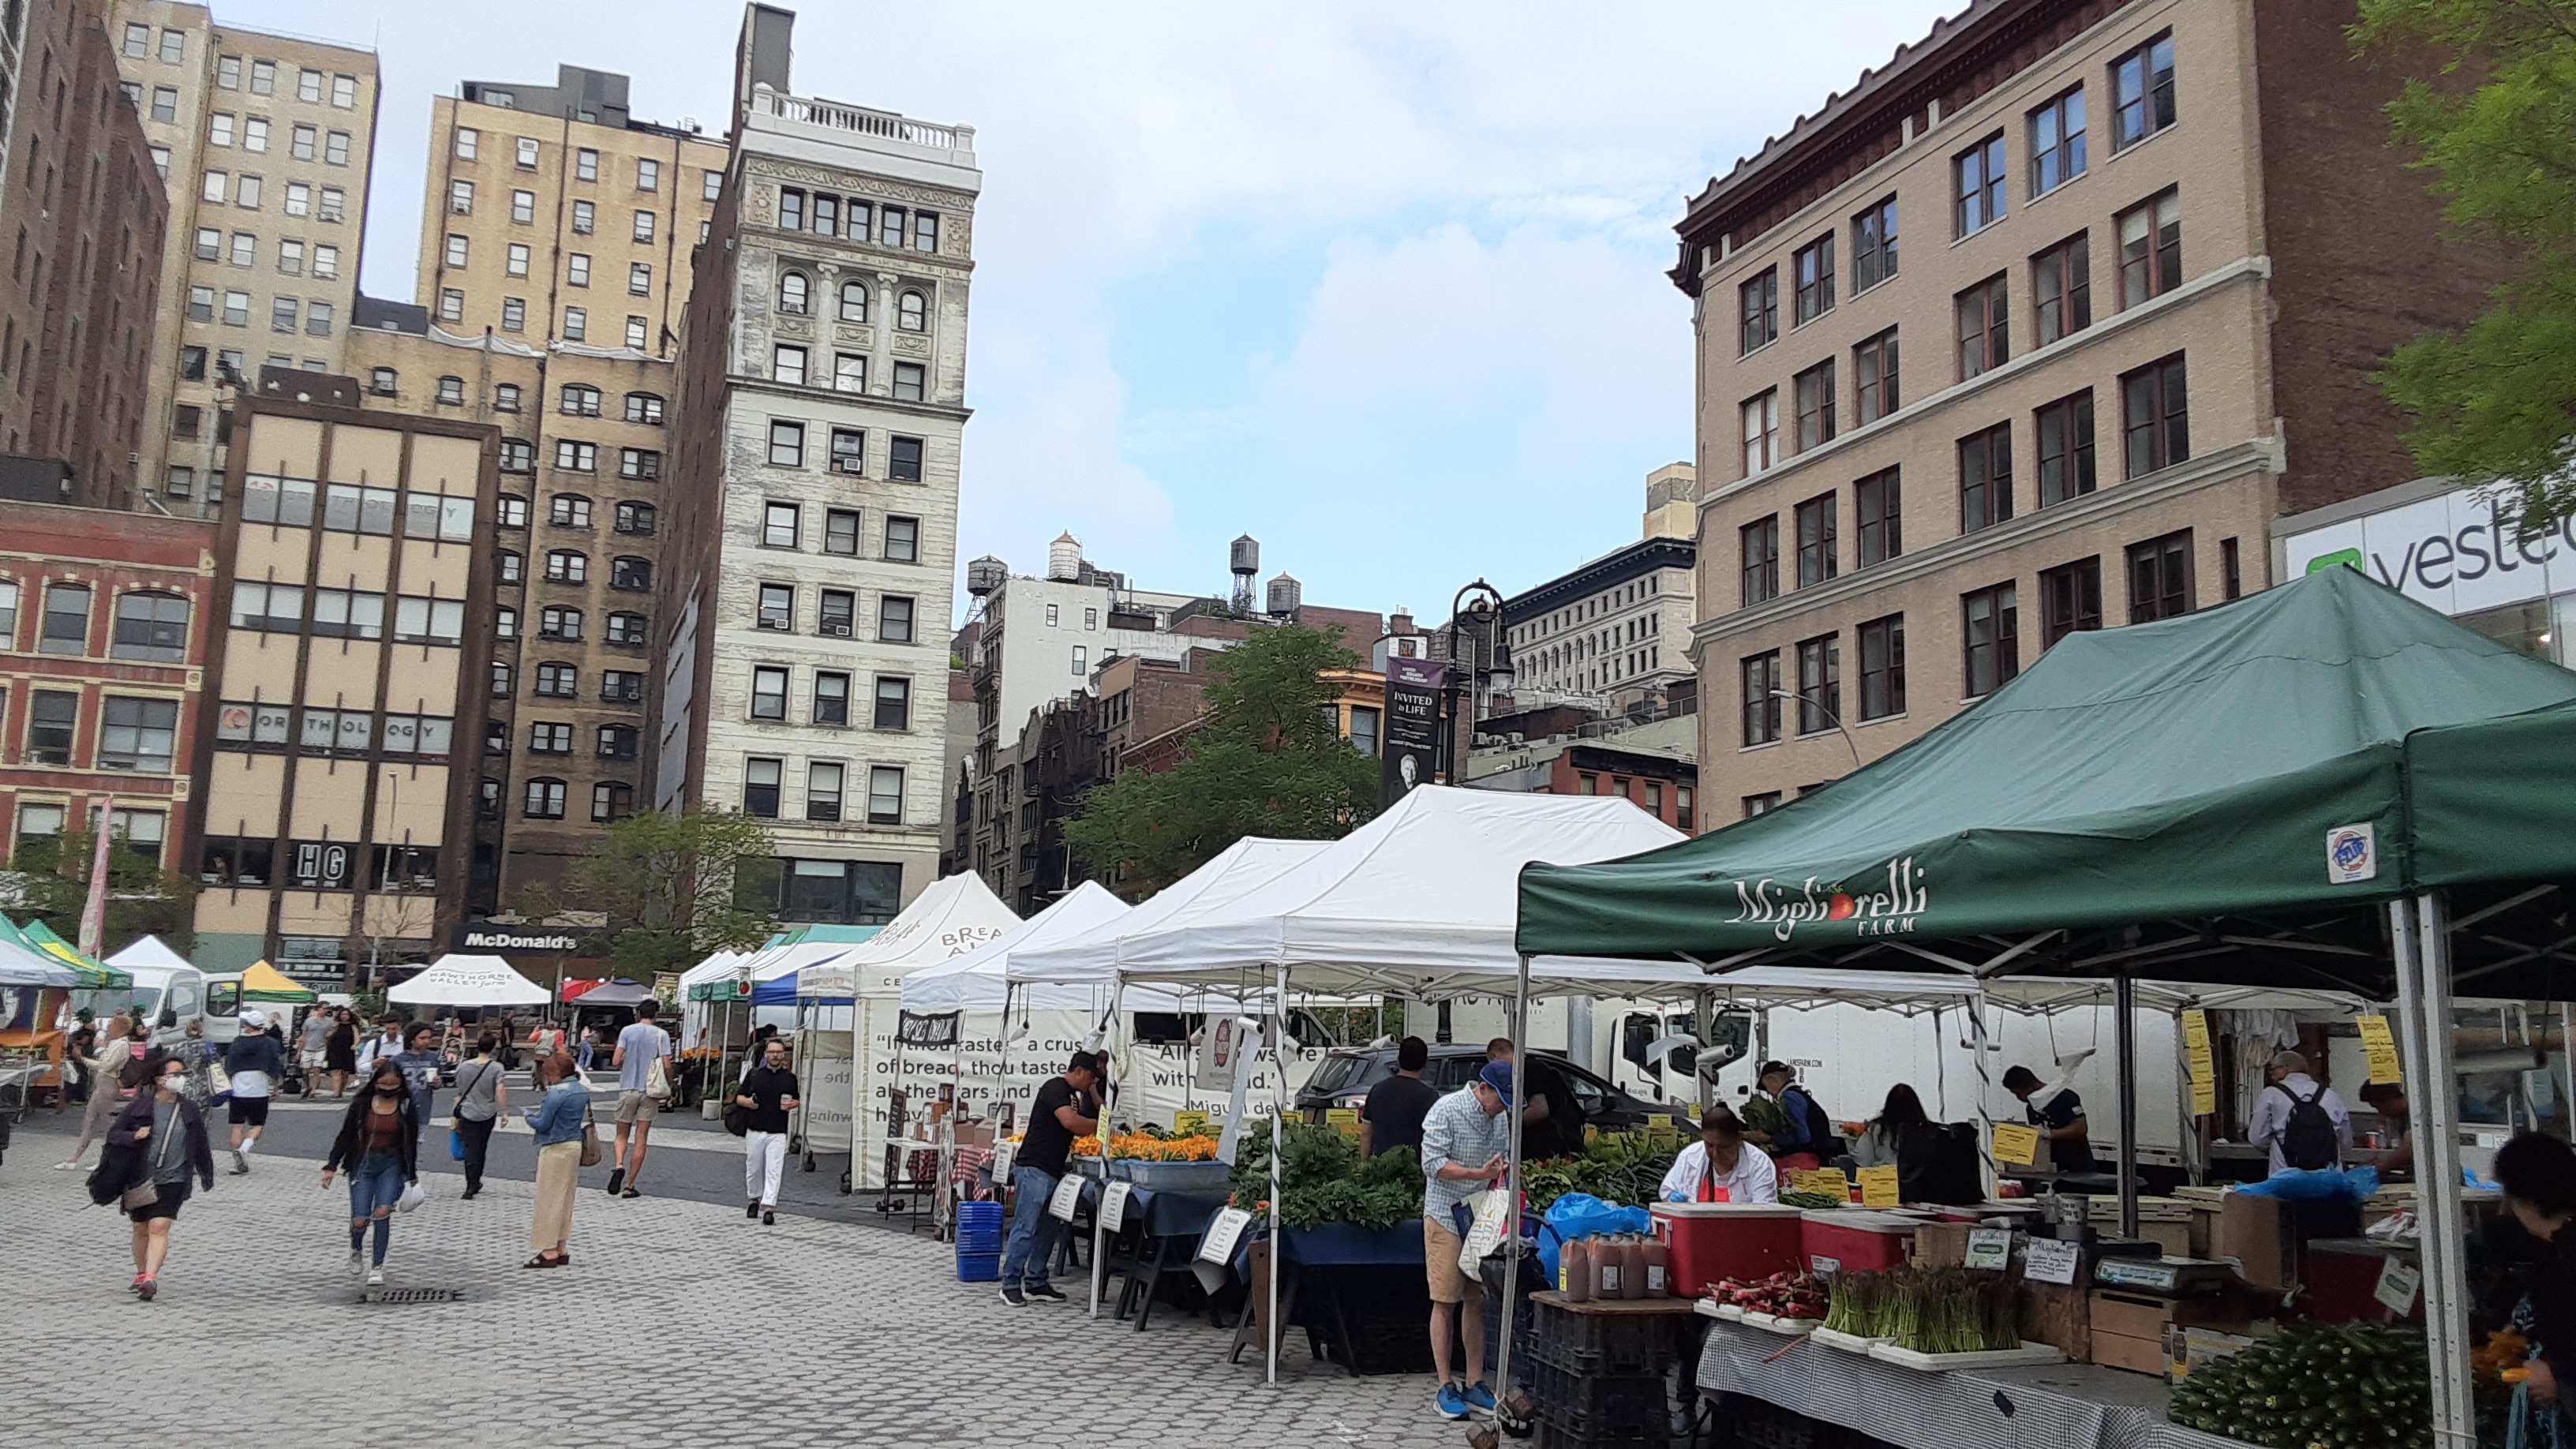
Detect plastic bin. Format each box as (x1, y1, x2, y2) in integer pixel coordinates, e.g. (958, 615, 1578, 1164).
(955, 1251, 1000, 1282)
(1532, 1357, 1670, 1447)
(1800, 1210, 1917, 1275)
(1651, 1202, 1807, 1297)
(1528, 1294, 1682, 1379)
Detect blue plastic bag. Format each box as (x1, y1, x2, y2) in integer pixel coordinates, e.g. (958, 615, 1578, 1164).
(1536, 1193, 1653, 1289)
(448, 1128, 466, 1162)
(2233, 1164, 2379, 1202)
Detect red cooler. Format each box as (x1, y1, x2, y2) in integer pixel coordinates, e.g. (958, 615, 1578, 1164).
(1801, 1210, 1917, 1275)
(1650, 1203, 1807, 1298)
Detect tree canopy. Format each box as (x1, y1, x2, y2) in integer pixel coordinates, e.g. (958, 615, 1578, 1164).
(2357, 0, 2576, 519)
(3, 830, 199, 958)
(526, 808, 781, 976)
(1063, 623, 1380, 894)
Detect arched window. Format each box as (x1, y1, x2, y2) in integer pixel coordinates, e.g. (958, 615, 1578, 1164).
(611, 556, 651, 591)
(614, 501, 657, 535)
(534, 661, 578, 697)
(436, 376, 465, 405)
(560, 384, 601, 417)
(539, 605, 583, 640)
(896, 289, 927, 332)
(549, 494, 591, 527)
(495, 549, 522, 585)
(623, 391, 665, 425)
(838, 279, 869, 323)
(544, 550, 586, 584)
(522, 777, 567, 819)
(777, 270, 810, 315)
(498, 441, 534, 475)
(591, 781, 634, 822)
(110, 591, 191, 662)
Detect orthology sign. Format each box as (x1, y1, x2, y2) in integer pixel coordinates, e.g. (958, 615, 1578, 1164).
(1381, 657, 1447, 805)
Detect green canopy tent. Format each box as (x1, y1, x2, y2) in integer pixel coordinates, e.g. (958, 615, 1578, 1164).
(5, 916, 132, 992)
(1515, 566, 2576, 1447)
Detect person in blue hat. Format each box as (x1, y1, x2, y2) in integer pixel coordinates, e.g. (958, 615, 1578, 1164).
(1419, 1057, 1514, 1421)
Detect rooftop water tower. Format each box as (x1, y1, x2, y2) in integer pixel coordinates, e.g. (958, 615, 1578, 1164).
(1046, 532, 1083, 582)
(1265, 572, 1301, 616)
(1230, 535, 1259, 613)
(965, 556, 1008, 597)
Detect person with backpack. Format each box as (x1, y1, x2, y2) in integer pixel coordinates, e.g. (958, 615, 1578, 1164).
(2248, 1050, 2351, 1174)
(1747, 1060, 1840, 1173)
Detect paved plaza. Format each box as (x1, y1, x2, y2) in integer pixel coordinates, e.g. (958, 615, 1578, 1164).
(0, 1110, 1451, 1449)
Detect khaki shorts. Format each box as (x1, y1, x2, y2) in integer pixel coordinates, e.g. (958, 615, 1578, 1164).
(615, 1090, 661, 1125)
(1424, 1216, 1473, 1303)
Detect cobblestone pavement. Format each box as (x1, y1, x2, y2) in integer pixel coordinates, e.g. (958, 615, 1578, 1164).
(0, 1123, 1456, 1449)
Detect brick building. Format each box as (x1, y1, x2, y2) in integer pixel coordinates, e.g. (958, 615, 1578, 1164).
(0, 0, 168, 506)
(0, 499, 217, 875)
(1676, 0, 2499, 822)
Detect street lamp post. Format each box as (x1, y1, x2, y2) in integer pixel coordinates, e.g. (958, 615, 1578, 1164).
(1437, 579, 1517, 784)
(1768, 689, 1864, 771)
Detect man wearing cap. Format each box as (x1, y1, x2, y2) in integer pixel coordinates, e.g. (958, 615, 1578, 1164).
(1418, 1058, 1514, 1421)
(222, 1009, 286, 1174)
(2004, 1065, 2098, 1174)
(998, 1050, 1102, 1308)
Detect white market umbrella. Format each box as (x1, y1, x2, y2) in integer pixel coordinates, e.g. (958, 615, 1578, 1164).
(385, 953, 551, 1007)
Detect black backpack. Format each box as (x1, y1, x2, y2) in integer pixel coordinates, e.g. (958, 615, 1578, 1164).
(1791, 1088, 1837, 1157)
(2272, 1083, 2339, 1171)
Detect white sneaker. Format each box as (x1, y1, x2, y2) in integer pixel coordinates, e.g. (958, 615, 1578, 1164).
(365, 1267, 385, 1287)
(347, 1250, 364, 1276)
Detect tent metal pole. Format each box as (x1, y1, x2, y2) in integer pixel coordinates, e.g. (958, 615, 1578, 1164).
(2114, 975, 2139, 1241)
(2409, 893, 2475, 1449)
(1496, 953, 1531, 1410)
(1968, 995, 1998, 1194)
(1267, 960, 1284, 1387)
(1091, 974, 1122, 1320)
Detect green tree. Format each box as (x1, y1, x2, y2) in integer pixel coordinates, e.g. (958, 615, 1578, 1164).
(4, 831, 200, 957)
(525, 808, 781, 976)
(1064, 623, 1380, 893)
(2357, 0, 2576, 519)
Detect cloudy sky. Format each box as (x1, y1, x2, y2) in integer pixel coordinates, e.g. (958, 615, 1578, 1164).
(222, 0, 1959, 622)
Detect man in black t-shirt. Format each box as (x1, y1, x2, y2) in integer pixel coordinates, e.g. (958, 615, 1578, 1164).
(1000, 1050, 1101, 1308)
(735, 1039, 801, 1225)
(2005, 1065, 2097, 1174)
(1361, 1037, 1440, 1158)
(1486, 1038, 1586, 1159)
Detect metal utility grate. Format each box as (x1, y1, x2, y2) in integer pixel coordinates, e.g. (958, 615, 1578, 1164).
(360, 1286, 465, 1305)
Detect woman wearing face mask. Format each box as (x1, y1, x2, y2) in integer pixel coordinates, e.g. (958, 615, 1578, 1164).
(322, 1059, 421, 1287)
(105, 1051, 215, 1301)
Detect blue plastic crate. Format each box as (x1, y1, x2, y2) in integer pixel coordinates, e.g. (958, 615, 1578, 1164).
(956, 1251, 1001, 1282)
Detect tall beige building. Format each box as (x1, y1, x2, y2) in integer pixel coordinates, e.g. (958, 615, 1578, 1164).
(357, 67, 724, 913)
(109, 2, 378, 518)
(1676, 0, 2496, 824)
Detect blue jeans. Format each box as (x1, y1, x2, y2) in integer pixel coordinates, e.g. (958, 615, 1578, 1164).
(578, 1043, 594, 1072)
(1001, 1166, 1063, 1290)
(348, 1151, 406, 1266)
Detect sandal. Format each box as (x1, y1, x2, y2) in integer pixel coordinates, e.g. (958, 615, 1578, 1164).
(521, 1253, 566, 1269)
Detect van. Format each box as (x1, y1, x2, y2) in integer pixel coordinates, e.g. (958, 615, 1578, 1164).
(123, 960, 208, 1050)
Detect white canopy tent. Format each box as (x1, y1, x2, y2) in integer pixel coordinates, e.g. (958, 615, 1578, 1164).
(105, 935, 197, 976)
(900, 882, 1135, 1013)
(385, 954, 550, 1007)
(1009, 837, 1333, 991)
(798, 872, 1019, 1002)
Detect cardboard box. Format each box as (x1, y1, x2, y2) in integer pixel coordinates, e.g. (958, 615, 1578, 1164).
(2215, 1193, 2291, 1291)
(2090, 1288, 2254, 1376)
(954, 1121, 998, 1149)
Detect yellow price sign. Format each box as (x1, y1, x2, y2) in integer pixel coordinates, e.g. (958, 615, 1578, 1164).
(1325, 1107, 1361, 1138)
(1174, 1110, 1209, 1136)
(1793, 1169, 1850, 1202)
(2183, 1009, 2218, 1116)
(2358, 1014, 2404, 1086)
(1856, 1165, 1901, 1208)
(1994, 1122, 2042, 1166)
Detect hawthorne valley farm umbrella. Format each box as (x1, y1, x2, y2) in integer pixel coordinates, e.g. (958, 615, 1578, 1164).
(386, 955, 550, 1008)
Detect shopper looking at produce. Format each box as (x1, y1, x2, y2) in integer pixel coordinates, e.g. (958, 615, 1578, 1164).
(1420, 1059, 1513, 1421)
(2495, 1133, 2576, 1414)
(2248, 1050, 2351, 1174)
(998, 1050, 1101, 1308)
(2002, 1065, 2099, 1174)
(1660, 1111, 1778, 1204)
(1850, 1084, 1930, 1170)
(1744, 1061, 1835, 1171)
(1360, 1035, 1438, 1158)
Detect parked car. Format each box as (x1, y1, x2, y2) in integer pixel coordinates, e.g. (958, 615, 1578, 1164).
(1293, 1043, 1665, 1132)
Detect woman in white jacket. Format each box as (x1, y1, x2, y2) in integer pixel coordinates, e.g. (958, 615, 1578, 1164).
(1659, 1113, 1780, 1204)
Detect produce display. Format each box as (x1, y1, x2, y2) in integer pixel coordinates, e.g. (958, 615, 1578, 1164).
(1521, 1131, 1679, 1211)
(1821, 1267, 2021, 1354)
(1228, 1124, 1425, 1230)
(1708, 1271, 1829, 1320)
(2167, 1324, 2432, 1449)
(1106, 1133, 1219, 1162)
(1778, 1190, 1844, 1209)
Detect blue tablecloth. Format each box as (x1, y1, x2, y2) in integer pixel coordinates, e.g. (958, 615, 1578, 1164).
(1230, 1219, 1428, 1280)
(1078, 1181, 1233, 1238)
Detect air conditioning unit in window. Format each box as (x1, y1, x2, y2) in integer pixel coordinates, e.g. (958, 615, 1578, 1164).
(820, 621, 852, 637)
(832, 461, 864, 476)
(756, 618, 789, 631)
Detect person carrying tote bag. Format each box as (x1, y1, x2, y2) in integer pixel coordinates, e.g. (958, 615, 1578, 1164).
(523, 1050, 590, 1268)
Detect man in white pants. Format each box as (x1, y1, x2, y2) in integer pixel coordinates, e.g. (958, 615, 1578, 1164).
(735, 1038, 800, 1226)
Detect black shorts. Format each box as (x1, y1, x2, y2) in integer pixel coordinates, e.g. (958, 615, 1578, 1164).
(227, 1097, 270, 1126)
(129, 1179, 192, 1223)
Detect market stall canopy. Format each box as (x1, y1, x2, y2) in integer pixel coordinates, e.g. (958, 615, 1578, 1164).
(564, 979, 653, 1007)
(1010, 837, 1331, 989)
(237, 960, 316, 1003)
(1516, 566, 2576, 998)
(900, 882, 1137, 1013)
(385, 954, 551, 1007)
(1095, 786, 1717, 998)
(796, 872, 1019, 1001)
(680, 950, 750, 1002)
(0, 934, 78, 987)
(32, 922, 133, 990)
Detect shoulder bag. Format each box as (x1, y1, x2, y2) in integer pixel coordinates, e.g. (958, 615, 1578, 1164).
(578, 1094, 602, 1167)
(723, 1069, 751, 1137)
(645, 1035, 673, 1101)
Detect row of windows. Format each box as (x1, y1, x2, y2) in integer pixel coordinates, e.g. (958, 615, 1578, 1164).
(491, 662, 646, 706)
(758, 504, 922, 561)
(776, 189, 942, 255)
(764, 423, 925, 482)
(0, 583, 189, 662)
(183, 287, 339, 336)
(492, 605, 647, 646)
(121, 27, 365, 110)
(193, 171, 346, 222)
(436, 290, 658, 350)
(548, 385, 665, 423)
(229, 583, 469, 645)
(188, 230, 343, 280)
(1738, 354, 2191, 608)
(750, 581, 917, 642)
(445, 234, 660, 298)
(446, 179, 666, 241)
(501, 719, 640, 758)
(767, 345, 927, 403)
(742, 757, 908, 826)
(746, 668, 914, 732)
(17, 691, 181, 772)
(239, 474, 477, 541)
(451, 127, 715, 200)
(212, 701, 457, 758)
(197, 838, 436, 893)
(494, 550, 652, 592)
(773, 271, 930, 335)
(529, 440, 663, 479)
(1735, 526, 2237, 752)
(1740, 186, 2185, 481)
(1734, 32, 2176, 359)
(507, 777, 638, 823)
(1513, 574, 1671, 648)
(176, 109, 356, 167)
(14, 805, 166, 863)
